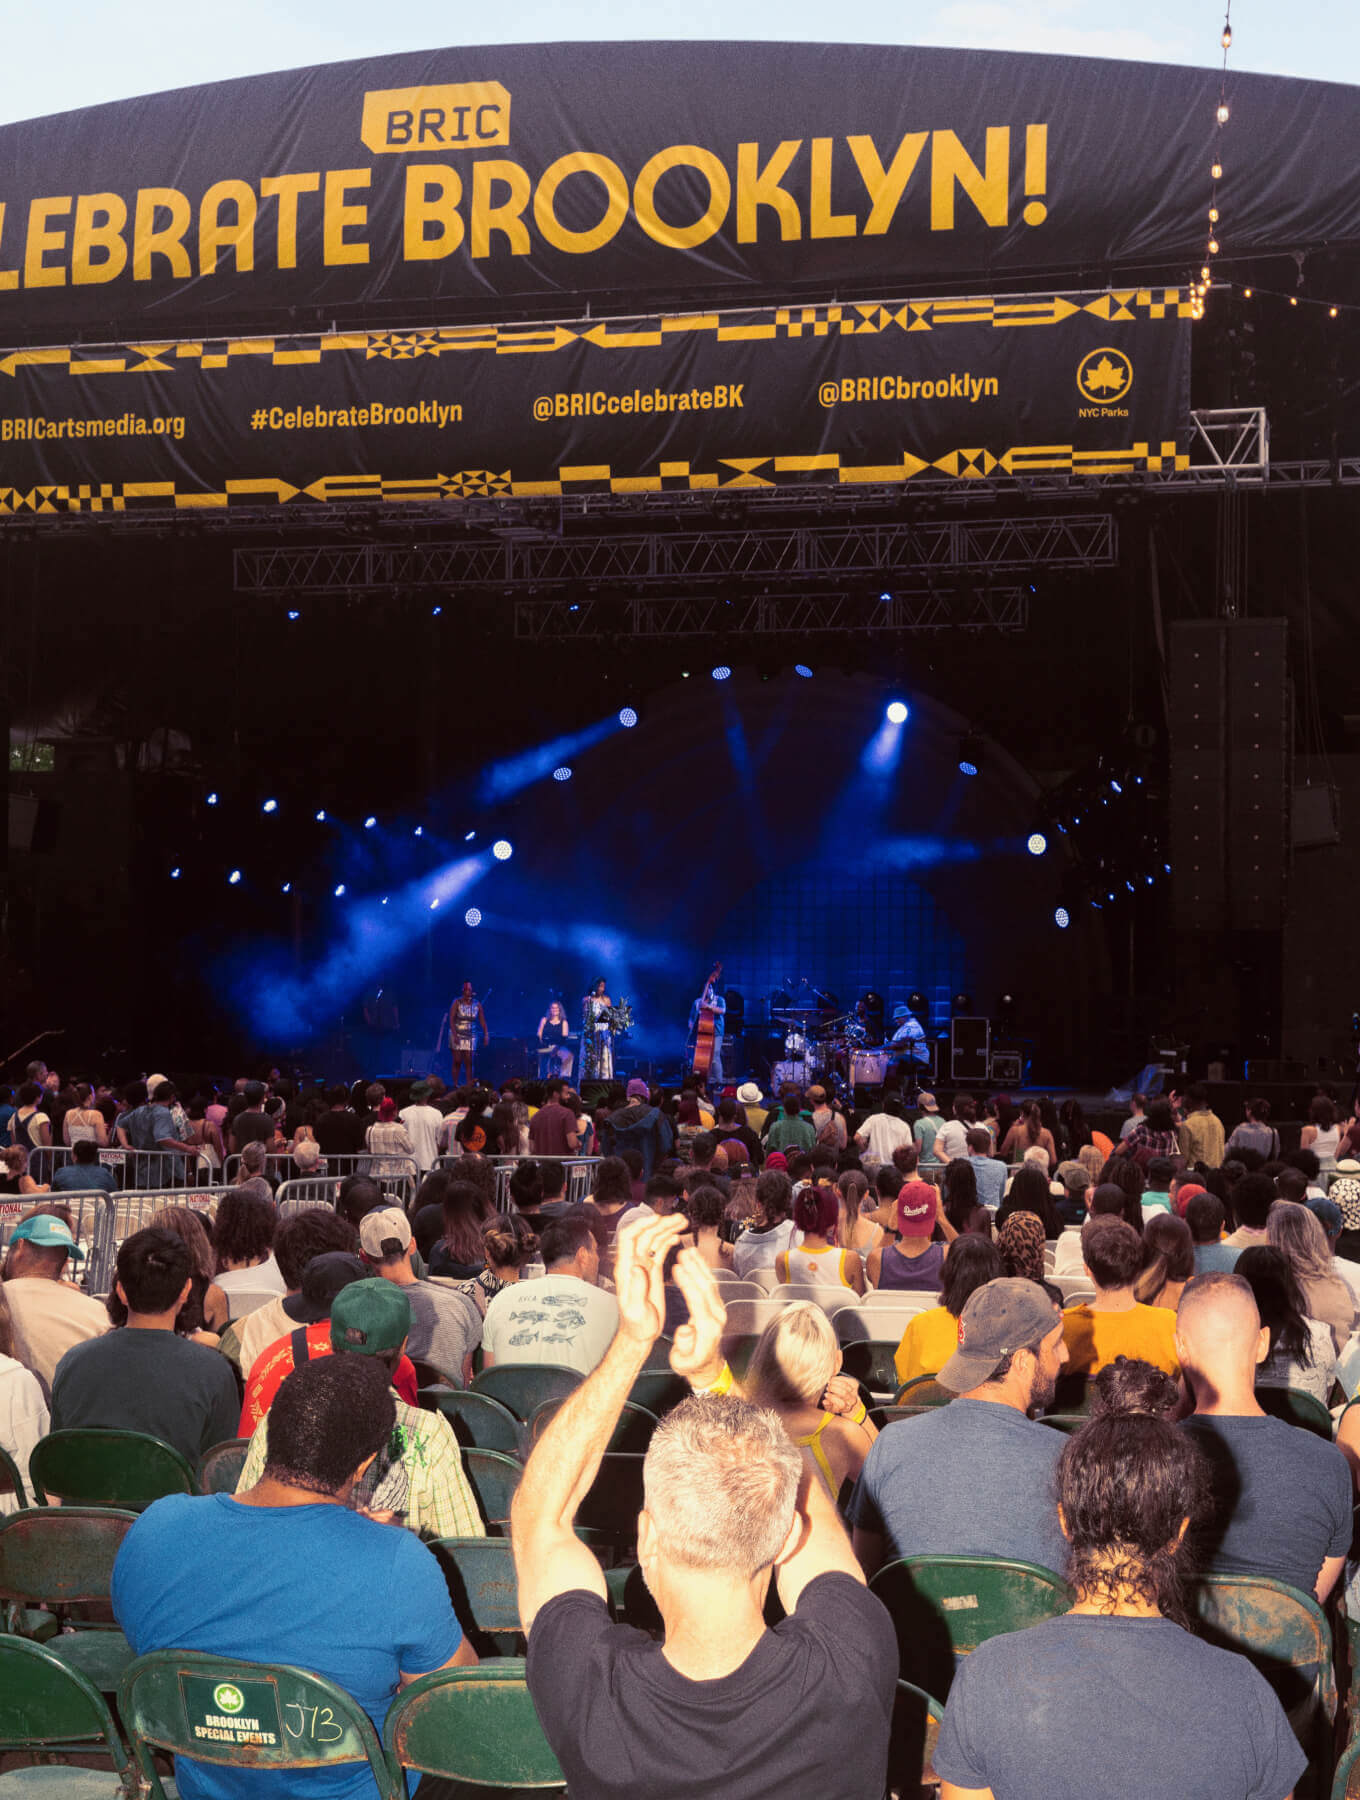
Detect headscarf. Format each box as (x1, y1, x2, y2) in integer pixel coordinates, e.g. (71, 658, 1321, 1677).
(765, 1151, 789, 1172)
(998, 1210, 1046, 1283)
(1173, 1183, 1206, 1219)
(1332, 1176, 1360, 1232)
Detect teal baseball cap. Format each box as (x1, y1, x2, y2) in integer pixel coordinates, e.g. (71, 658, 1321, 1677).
(9, 1214, 85, 1260)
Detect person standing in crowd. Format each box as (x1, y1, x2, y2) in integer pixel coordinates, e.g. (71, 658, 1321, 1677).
(1177, 1083, 1226, 1169)
(853, 1095, 914, 1168)
(113, 1355, 478, 1799)
(313, 1084, 366, 1158)
(1118, 1091, 1146, 1141)
(765, 1093, 816, 1157)
(1301, 1094, 1343, 1174)
(933, 1096, 976, 1163)
(481, 1216, 619, 1375)
(933, 1409, 1305, 1800)
(528, 1078, 580, 1157)
(605, 1080, 673, 1177)
(2, 1214, 107, 1400)
(965, 1127, 1007, 1210)
(1178, 1271, 1350, 1601)
(512, 1213, 897, 1800)
(1117, 1096, 1180, 1164)
(998, 1098, 1057, 1169)
(364, 1096, 414, 1179)
(60, 1083, 108, 1149)
(737, 1081, 768, 1136)
(399, 1081, 443, 1175)
(50, 1228, 239, 1466)
(912, 1091, 946, 1167)
(1224, 1097, 1281, 1162)
(6, 1085, 51, 1154)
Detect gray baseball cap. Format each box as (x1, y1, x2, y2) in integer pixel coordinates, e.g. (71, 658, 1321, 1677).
(938, 1278, 1060, 1392)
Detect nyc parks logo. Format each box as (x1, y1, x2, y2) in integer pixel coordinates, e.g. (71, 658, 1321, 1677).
(1076, 347, 1133, 415)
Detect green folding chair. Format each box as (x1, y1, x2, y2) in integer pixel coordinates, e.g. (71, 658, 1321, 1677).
(463, 1449, 523, 1532)
(641, 1336, 675, 1372)
(471, 1365, 583, 1423)
(426, 1390, 523, 1456)
(0, 1634, 134, 1797)
(1192, 1572, 1336, 1784)
(528, 1398, 659, 1453)
(429, 1536, 523, 1655)
(723, 1334, 759, 1380)
(30, 1429, 198, 1511)
(119, 1648, 402, 1800)
(1333, 1731, 1360, 1800)
(892, 1376, 954, 1407)
(870, 1405, 934, 1427)
(870, 1553, 1073, 1701)
(0, 1444, 28, 1510)
(1254, 1385, 1335, 1439)
(626, 1370, 689, 1418)
(1038, 1414, 1090, 1436)
(0, 1508, 139, 1695)
(198, 1439, 252, 1496)
(1048, 1375, 1097, 1416)
(384, 1658, 566, 1792)
(576, 1453, 646, 1557)
(840, 1340, 904, 1396)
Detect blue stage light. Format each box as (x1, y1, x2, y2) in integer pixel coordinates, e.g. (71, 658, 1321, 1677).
(431, 605, 442, 617)
(492, 839, 513, 861)
(464, 830, 476, 842)
(314, 809, 326, 822)
(281, 882, 291, 893)
(553, 766, 572, 782)
(794, 664, 813, 678)
(262, 798, 277, 814)
(958, 760, 979, 777)
(333, 883, 346, 898)
(169, 867, 181, 880)
(1027, 832, 1048, 856)
(886, 701, 909, 725)
(413, 826, 423, 837)
(1054, 906, 1071, 929)
(364, 816, 376, 830)
(879, 591, 892, 603)
(712, 665, 731, 681)
(465, 907, 482, 927)
(206, 792, 218, 806)
(287, 610, 300, 621)
(381, 896, 389, 905)
(429, 898, 440, 910)
(1110, 779, 1123, 794)
(227, 869, 241, 885)
(618, 707, 638, 728)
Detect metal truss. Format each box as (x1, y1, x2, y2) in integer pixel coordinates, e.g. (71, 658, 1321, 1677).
(234, 513, 1113, 595)
(513, 588, 1029, 639)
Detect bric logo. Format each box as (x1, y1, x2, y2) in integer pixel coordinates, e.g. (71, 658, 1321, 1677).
(361, 84, 511, 154)
(1076, 347, 1133, 406)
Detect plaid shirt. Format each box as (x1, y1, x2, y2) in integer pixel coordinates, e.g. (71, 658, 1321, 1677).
(238, 1394, 484, 1541)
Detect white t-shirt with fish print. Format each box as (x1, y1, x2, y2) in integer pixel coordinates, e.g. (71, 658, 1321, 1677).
(481, 1274, 620, 1375)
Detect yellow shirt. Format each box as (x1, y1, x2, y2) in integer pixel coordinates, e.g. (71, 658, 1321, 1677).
(895, 1306, 960, 1385)
(1061, 1302, 1180, 1379)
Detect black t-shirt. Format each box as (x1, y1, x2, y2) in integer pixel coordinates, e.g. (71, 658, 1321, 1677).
(230, 1111, 275, 1152)
(313, 1110, 366, 1156)
(526, 1574, 896, 1800)
(50, 1328, 241, 1466)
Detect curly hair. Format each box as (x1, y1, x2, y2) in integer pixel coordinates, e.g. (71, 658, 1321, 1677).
(1058, 1414, 1209, 1629)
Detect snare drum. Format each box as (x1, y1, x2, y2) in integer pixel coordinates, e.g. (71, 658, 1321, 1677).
(850, 1049, 890, 1087)
(783, 1030, 807, 1055)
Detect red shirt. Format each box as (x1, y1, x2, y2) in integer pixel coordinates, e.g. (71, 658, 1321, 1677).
(240, 1322, 417, 1435)
(528, 1101, 577, 1156)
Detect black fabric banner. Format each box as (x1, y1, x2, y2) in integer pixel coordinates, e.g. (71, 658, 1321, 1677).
(0, 42, 1355, 342)
(0, 289, 1191, 516)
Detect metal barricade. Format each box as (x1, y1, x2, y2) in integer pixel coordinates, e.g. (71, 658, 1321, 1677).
(276, 1177, 343, 1218)
(0, 1189, 114, 1293)
(24, 1144, 167, 1189)
(225, 1151, 417, 1207)
(433, 1153, 603, 1212)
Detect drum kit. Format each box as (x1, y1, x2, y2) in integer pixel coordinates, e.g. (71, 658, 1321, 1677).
(769, 1003, 869, 1092)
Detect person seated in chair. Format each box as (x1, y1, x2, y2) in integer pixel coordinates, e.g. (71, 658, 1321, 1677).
(934, 1406, 1304, 1800)
(513, 1213, 897, 1800)
(113, 1354, 478, 1800)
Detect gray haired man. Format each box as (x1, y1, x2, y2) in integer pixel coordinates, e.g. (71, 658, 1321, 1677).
(512, 1213, 897, 1800)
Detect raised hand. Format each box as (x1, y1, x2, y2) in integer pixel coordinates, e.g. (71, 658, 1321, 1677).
(613, 1213, 687, 1347)
(669, 1245, 729, 1388)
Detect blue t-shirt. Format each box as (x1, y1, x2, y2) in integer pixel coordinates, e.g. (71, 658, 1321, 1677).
(112, 1493, 462, 1800)
(967, 1155, 1006, 1211)
(1180, 1413, 1352, 1597)
(936, 1612, 1305, 1799)
(851, 1397, 1067, 1577)
(1193, 1242, 1242, 1275)
(51, 1163, 117, 1195)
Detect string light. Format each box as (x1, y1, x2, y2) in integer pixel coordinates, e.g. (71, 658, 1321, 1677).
(1198, 4, 1233, 319)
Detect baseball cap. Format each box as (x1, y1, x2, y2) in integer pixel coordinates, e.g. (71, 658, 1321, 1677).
(1308, 1194, 1343, 1236)
(918, 1091, 937, 1111)
(1056, 1160, 1089, 1194)
(626, 1078, 650, 1100)
(330, 1278, 412, 1357)
(939, 1278, 1060, 1392)
(281, 1251, 367, 1324)
(737, 1082, 763, 1104)
(896, 1180, 938, 1234)
(359, 1206, 413, 1260)
(8, 1214, 85, 1260)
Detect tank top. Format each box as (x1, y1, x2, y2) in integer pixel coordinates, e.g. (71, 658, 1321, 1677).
(877, 1240, 946, 1291)
(65, 1110, 100, 1145)
(794, 1413, 840, 1500)
(778, 1243, 855, 1288)
(1312, 1125, 1341, 1170)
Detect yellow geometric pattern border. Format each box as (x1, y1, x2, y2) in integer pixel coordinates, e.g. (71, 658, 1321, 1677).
(0, 440, 1193, 513)
(0, 290, 1191, 382)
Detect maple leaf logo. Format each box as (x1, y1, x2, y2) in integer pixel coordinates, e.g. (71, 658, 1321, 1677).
(1077, 349, 1133, 403)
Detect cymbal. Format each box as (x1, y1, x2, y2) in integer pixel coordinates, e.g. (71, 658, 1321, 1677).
(771, 1006, 826, 1019)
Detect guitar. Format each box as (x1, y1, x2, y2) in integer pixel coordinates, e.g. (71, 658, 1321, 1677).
(691, 962, 723, 1077)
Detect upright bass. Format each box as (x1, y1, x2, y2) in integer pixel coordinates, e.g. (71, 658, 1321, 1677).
(691, 962, 723, 1078)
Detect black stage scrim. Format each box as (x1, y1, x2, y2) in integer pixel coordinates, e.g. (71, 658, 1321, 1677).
(0, 43, 1355, 342)
(0, 289, 1192, 515)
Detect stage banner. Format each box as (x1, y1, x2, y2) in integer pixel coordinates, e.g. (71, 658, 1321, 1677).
(0, 289, 1193, 516)
(0, 43, 1356, 342)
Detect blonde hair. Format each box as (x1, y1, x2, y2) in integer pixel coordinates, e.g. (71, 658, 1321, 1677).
(744, 1301, 840, 1409)
(1267, 1199, 1335, 1285)
(1078, 1143, 1105, 1183)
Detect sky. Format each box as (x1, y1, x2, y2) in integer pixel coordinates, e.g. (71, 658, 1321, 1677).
(1, 0, 1356, 124)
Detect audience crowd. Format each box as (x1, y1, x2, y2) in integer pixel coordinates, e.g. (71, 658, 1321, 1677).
(3, 1056, 1360, 1797)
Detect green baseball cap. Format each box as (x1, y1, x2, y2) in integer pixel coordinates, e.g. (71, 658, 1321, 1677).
(9, 1215, 85, 1260)
(329, 1278, 411, 1357)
